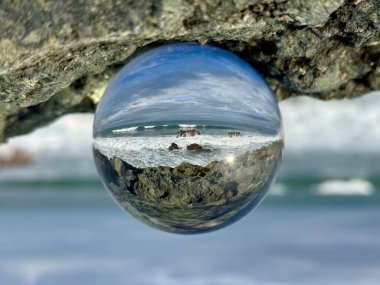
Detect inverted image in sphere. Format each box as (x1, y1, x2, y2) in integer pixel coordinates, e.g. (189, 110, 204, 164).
(93, 43, 283, 234)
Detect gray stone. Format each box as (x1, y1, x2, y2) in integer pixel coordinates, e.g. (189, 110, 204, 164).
(168, 143, 181, 151)
(0, 0, 379, 142)
(176, 129, 201, 137)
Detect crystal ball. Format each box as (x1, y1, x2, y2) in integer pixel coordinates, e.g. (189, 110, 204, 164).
(93, 43, 283, 234)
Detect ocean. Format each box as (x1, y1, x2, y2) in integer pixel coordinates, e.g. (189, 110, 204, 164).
(0, 168, 380, 285)
(1, 94, 380, 284)
(94, 124, 280, 168)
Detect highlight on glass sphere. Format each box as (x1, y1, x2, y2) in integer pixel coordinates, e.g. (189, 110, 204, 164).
(93, 42, 283, 234)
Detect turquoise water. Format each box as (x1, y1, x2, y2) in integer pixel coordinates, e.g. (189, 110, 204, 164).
(94, 128, 280, 168)
(0, 181, 380, 285)
(1, 148, 380, 284)
(1, 178, 380, 208)
(98, 123, 270, 138)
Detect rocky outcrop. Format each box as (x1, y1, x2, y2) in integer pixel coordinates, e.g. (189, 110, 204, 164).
(0, 147, 34, 168)
(228, 131, 241, 138)
(168, 143, 181, 151)
(186, 143, 212, 153)
(0, 1, 379, 142)
(93, 140, 283, 233)
(176, 129, 201, 137)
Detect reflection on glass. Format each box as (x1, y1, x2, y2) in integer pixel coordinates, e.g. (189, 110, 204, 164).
(93, 43, 283, 234)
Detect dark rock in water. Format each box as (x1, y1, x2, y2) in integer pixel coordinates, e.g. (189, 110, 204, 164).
(228, 132, 241, 138)
(186, 143, 203, 151)
(186, 143, 211, 153)
(92, 140, 283, 233)
(176, 129, 201, 137)
(168, 143, 180, 151)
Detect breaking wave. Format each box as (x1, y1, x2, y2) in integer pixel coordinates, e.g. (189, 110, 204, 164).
(94, 131, 280, 168)
(314, 179, 375, 196)
(112, 127, 138, 133)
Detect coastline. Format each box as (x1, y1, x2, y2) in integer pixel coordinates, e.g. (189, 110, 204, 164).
(93, 139, 283, 233)
(93, 131, 281, 168)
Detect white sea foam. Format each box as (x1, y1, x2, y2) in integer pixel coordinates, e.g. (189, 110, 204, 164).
(314, 179, 374, 196)
(178, 124, 198, 128)
(112, 124, 208, 132)
(94, 132, 280, 168)
(112, 127, 138, 133)
(269, 183, 287, 196)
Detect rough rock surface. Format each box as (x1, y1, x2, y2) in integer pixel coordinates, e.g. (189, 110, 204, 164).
(93, 140, 283, 233)
(0, 0, 379, 142)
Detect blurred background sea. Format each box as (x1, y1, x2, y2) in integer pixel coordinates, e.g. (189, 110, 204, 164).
(0, 93, 380, 285)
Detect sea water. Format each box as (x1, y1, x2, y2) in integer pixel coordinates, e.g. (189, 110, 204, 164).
(94, 124, 280, 168)
(0, 180, 380, 285)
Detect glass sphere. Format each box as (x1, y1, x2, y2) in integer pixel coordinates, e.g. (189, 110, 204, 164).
(93, 43, 283, 234)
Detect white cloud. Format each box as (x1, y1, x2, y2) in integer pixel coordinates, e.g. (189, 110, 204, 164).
(96, 71, 280, 133)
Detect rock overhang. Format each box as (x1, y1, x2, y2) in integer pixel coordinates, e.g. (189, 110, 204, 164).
(0, 0, 379, 142)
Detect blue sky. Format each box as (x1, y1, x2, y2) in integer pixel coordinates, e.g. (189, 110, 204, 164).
(94, 43, 281, 135)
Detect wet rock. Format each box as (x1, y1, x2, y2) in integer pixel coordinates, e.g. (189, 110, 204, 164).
(168, 143, 180, 151)
(228, 132, 241, 138)
(176, 129, 201, 137)
(94, 140, 283, 206)
(186, 143, 202, 151)
(186, 143, 212, 153)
